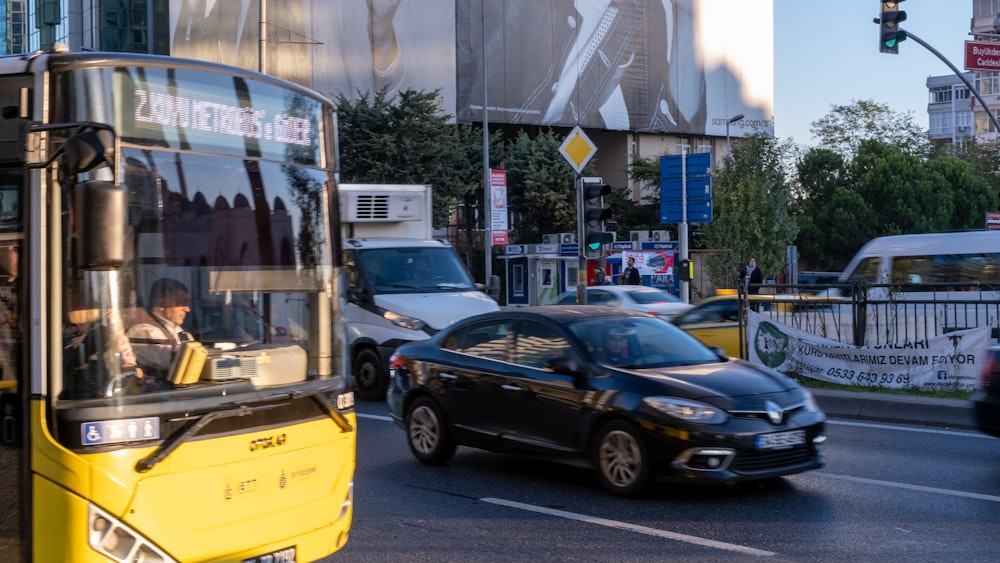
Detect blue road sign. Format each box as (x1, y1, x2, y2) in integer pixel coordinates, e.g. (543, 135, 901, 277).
(661, 199, 713, 224)
(660, 153, 711, 178)
(659, 153, 713, 224)
(661, 176, 711, 201)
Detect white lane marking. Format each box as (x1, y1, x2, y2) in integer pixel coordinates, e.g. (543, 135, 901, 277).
(358, 413, 393, 422)
(827, 419, 988, 438)
(811, 472, 1000, 502)
(481, 497, 777, 558)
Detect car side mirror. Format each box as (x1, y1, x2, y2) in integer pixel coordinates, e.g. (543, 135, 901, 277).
(710, 346, 728, 359)
(347, 286, 369, 305)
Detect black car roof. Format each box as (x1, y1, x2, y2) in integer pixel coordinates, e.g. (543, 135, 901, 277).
(464, 305, 650, 324)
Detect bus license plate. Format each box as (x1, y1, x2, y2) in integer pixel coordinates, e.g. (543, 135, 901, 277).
(755, 430, 805, 450)
(242, 546, 296, 563)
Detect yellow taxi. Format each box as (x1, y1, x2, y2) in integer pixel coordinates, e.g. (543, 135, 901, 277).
(670, 293, 744, 358)
(672, 291, 848, 359)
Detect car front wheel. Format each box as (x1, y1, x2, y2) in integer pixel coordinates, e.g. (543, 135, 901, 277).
(594, 419, 652, 496)
(406, 396, 456, 465)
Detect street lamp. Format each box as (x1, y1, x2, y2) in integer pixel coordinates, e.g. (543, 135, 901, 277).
(726, 113, 744, 156)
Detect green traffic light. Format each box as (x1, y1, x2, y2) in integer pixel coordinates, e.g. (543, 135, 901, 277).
(883, 30, 906, 48)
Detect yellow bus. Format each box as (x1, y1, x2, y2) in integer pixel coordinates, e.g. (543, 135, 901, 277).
(0, 47, 355, 562)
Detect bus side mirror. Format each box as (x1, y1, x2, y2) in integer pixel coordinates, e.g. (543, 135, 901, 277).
(73, 181, 125, 270)
(64, 129, 115, 174)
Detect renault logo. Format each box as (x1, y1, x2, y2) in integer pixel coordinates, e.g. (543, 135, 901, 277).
(764, 400, 784, 424)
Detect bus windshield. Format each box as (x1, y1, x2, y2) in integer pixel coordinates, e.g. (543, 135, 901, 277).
(52, 63, 343, 407)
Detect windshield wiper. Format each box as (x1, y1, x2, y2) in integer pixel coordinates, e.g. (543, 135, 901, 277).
(135, 386, 353, 473)
(135, 405, 266, 473)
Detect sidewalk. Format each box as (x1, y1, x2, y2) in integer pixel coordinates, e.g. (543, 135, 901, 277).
(811, 388, 976, 431)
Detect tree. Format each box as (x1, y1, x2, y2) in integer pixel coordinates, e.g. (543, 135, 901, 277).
(502, 129, 580, 244)
(334, 88, 478, 227)
(792, 139, 996, 271)
(704, 133, 798, 287)
(792, 147, 878, 271)
(809, 99, 929, 158)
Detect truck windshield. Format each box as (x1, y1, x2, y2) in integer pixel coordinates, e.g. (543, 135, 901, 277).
(357, 247, 476, 293)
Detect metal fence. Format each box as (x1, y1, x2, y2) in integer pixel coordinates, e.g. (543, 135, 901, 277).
(738, 282, 1000, 350)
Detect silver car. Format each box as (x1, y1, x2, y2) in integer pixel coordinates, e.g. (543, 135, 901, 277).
(555, 286, 693, 319)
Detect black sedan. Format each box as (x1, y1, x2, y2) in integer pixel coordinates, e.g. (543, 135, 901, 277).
(972, 345, 1000, 437)
(386, 306, 826, 496)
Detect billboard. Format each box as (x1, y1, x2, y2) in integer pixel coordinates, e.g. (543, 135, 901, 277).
(167, 1, 772, 137)
(456, 0, 774, 135)
(169, 1, 458, 115)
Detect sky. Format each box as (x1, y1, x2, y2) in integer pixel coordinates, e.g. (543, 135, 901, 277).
(774, 1, 972, 146)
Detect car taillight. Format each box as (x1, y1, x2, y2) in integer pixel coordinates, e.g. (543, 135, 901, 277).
(980, 351, 998, 390)
(388, 353, 405, 373)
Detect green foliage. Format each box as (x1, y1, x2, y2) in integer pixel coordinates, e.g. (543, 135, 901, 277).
(704, 133, 798, 287)
(792, 139, 997, 271)
(502, 129, 579, 244)
(809, 99, 929, 157)
(792, 148, 878, 270)
(335, 88, 496, 227)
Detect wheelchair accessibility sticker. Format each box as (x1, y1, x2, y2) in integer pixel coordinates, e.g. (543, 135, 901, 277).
(82, 417, 160, 445)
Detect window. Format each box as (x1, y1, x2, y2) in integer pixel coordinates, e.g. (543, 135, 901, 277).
(512, 321, 570, 369)
(446, 321, 511, 360)
(976, 71, 1000, 96)
(892, 253, 1000, 288)
(929, 87, 952, 104)
(586, 289, 617, 305)
(512, 264, 525, 296)
(845, 257, 881, 284)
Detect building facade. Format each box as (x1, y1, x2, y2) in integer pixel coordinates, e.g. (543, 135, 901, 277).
(926, 73, 974, 146)
(2, 0, 774, 196)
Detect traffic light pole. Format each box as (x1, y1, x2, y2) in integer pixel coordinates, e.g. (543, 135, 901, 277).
(679, 148, 690, 305)
(903, 30, 1000, 134)
(575, 175, 589, 305)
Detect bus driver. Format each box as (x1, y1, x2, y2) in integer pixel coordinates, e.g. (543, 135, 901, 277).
(126, 278, 193, 386)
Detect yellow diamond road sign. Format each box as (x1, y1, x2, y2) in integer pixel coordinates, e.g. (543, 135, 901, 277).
(559, 125, 597, 174)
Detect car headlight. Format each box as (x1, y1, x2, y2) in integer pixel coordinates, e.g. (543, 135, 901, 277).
(643, 397, 728, 424)
(383, 309, 426, 331)
(802, 388, 821, 413)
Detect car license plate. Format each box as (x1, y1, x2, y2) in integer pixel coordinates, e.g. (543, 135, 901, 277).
(755, 430, 806, 450)
(242, 546, 296, 563)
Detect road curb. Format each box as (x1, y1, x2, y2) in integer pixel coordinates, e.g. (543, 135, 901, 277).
(811, 388, 976, 430)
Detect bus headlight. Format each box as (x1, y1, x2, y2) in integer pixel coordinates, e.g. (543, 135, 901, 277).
(89, 504, 176, 563)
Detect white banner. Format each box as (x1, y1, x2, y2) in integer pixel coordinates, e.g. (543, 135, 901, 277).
(747, 311, 990, 391)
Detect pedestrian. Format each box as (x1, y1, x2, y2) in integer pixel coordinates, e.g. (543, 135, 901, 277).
(620, 256, 641, 285)
(593, 265, 606, 286)
(740, 257, 764, 312)
(740, 257, 764, 294)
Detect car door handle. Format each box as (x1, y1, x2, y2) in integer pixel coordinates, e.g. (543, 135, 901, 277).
(501, 384, 522, 391)
(440, 373, 458, 379)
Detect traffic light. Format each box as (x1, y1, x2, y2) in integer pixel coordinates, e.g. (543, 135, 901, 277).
(578, 178, 613, 255)
(677, 258, 692, 282)
(878, 0, 907, 54)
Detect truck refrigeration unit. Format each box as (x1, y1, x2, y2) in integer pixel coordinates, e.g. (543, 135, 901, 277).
(340, 184, 500, 399)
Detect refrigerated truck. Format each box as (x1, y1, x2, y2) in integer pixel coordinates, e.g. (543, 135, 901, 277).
(340, 184, 499, 399)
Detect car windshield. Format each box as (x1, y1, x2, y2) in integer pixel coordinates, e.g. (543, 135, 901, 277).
(567, 317, 721, 368)
(627, 289, 681, 304)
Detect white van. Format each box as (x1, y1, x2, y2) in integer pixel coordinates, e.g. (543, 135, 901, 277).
(838, 231, 1000, 342)
(840, 231, 1000, 287)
